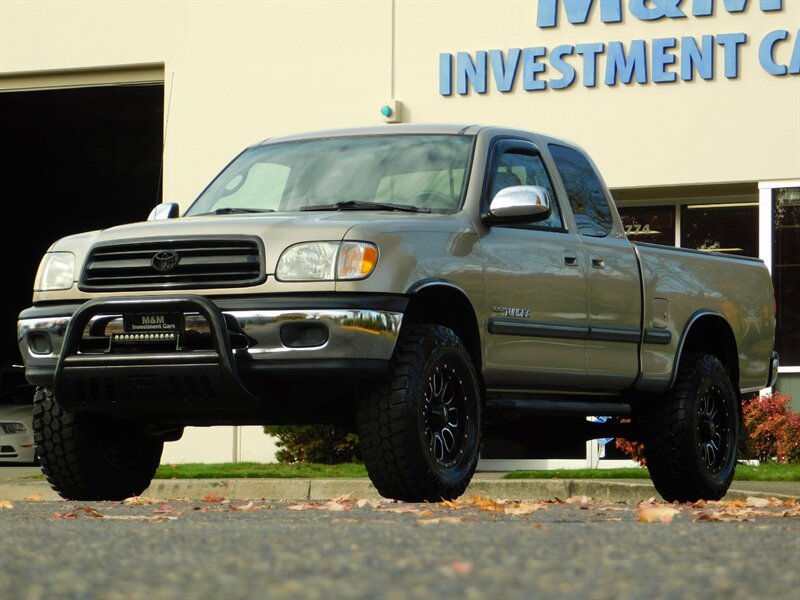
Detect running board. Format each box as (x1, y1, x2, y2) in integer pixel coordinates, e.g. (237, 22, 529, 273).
(486, 397, 632, 417)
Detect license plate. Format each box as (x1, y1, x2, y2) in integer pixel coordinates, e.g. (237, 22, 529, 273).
(117, 312, 184, 343)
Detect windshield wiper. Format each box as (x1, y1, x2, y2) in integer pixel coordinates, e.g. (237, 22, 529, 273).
(300, 200, 430, 213)
(198, 207, 275, 215)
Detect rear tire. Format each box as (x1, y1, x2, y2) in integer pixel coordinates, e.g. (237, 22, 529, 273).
(357, 324, 482, 502)
(643, 354, 739, 502)
(32, 387, 163, 500)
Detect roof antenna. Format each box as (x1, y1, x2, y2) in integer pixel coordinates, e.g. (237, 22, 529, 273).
(155, 71, 174, 206)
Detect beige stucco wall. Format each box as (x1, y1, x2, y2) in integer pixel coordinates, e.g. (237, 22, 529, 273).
(1, 0, 798, 204)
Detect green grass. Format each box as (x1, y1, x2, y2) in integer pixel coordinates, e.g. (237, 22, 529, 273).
(151, 461, 799, 481)
(503, 462, 800, 482)
(154, 462, 368, 479)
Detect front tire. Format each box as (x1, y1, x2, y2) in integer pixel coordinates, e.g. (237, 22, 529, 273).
(643, 354, 739, 502)
(32, 387, 163, 500)
(357, 324, 482, 502)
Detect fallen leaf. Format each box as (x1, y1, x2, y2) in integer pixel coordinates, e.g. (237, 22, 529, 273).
(504, 502, 543, 515)
(0, 500, 14, 509)
(201, 492, 225, 503)
(693, 508, 751, 522)
(417, 516, 465, 525)
(418, 509, 436, 517)
(565, 495, 594, 504)
(462, 495, 506, 512)
(782, 498, 797, 507)
(75, 506, 103, 518)
(24, 493, 43, 501)
(637, 503, 679, 523)
(51, 511, 78, 520)
(439, 499, 460, 509)
(729, 499, 748, 508)
(287, 502, 317, 511)
(333, 494, 353, 503)
(746, 497, 770, 508)
(448, 561, 473, 575)
(153, 504, 183, 516)
(123, 496, 155, 506)
(323, 501, 351, 512)
(693, 512, 723, 522)
(228, 501, 256, 512)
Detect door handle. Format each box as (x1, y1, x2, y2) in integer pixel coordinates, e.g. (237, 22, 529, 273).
(591, 256, 605, 269)
(563, 250, 579, 266)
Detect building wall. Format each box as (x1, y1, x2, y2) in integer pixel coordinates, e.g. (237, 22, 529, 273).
(2, 1, 798, 203)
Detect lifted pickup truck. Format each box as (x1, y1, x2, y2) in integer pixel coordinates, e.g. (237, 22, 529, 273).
(18, 125, 779, 502)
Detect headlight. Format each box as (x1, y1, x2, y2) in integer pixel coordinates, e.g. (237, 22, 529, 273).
(276, 241, 378, 281)
(0, 422, 27, 434)
(34, 252, 75, 291)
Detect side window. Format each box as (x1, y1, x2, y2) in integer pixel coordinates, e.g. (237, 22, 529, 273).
(549, 144, 613, 237)
(490, 150, 563, 230)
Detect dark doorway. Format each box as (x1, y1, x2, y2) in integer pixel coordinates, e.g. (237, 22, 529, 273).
(0, 83, 164, 399)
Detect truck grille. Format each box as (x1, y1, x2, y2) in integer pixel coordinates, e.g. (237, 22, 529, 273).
(79, 237, 265, 291)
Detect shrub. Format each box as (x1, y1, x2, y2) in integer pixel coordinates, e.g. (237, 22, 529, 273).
(614, 422, 646, 466)
(263, 425, 361, 464)
(743, 392, 800, 463)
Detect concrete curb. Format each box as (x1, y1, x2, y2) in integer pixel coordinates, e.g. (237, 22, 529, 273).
(2, 477, 797, 503)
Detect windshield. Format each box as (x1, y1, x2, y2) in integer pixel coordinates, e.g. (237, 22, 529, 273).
(186, 135, 474, 216)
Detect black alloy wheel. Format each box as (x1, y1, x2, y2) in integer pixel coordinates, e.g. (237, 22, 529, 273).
(357, 324, 482, 502)
(643, 354, 739, 502)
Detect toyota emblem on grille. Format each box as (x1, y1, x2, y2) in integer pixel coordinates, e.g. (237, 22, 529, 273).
(152, 250, 180, 272)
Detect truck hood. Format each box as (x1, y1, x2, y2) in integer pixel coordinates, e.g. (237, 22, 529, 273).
(50, 211, 474, 276)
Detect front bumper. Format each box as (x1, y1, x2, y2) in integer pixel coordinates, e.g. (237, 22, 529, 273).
(17, 294, 405, 409)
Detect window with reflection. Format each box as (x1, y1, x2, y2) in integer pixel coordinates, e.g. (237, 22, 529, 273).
(681, 203, 758, 257)
(618, 206, 675, 246)
(773, 187, 800, 366)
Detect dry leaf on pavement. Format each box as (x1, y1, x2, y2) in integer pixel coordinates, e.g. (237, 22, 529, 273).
(0, 500, 13, 509)
(417, 516, 465, 525)
(286, 502, 317, 511)
(504, 502, 543, 515)
(447, 561, 474, 575)
(200, 492, 226, 503)
(323, 500, 351, 512)
(24, 493, 43, 501)
(637, 503, 679, 523)
(745, 497, 770, 508)
(123, 496, 155, 506)
(565, 495, 594, 504)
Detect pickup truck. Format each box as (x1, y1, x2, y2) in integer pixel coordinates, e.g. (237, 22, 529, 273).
(17, 124, 779, 503)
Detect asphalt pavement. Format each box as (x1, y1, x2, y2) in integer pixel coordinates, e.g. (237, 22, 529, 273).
(2, 496, 798, 599)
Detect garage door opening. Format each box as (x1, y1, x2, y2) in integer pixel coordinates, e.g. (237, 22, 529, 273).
(0, 83, 164, 399)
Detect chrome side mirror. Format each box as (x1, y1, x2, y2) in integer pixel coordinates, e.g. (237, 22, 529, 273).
(147, 202, 180, 221)
(485, 185, 551, 223)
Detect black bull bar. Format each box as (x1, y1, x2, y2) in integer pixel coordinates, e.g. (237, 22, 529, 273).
(53, 295, 262, 410)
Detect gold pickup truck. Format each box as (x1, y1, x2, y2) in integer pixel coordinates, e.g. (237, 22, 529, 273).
(17, 125, 779, 503)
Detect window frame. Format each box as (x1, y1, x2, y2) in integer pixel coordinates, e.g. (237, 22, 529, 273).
(481, 138, 567, 233)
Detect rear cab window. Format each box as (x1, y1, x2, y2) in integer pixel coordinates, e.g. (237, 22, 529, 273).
(549, 144, 613, 237)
